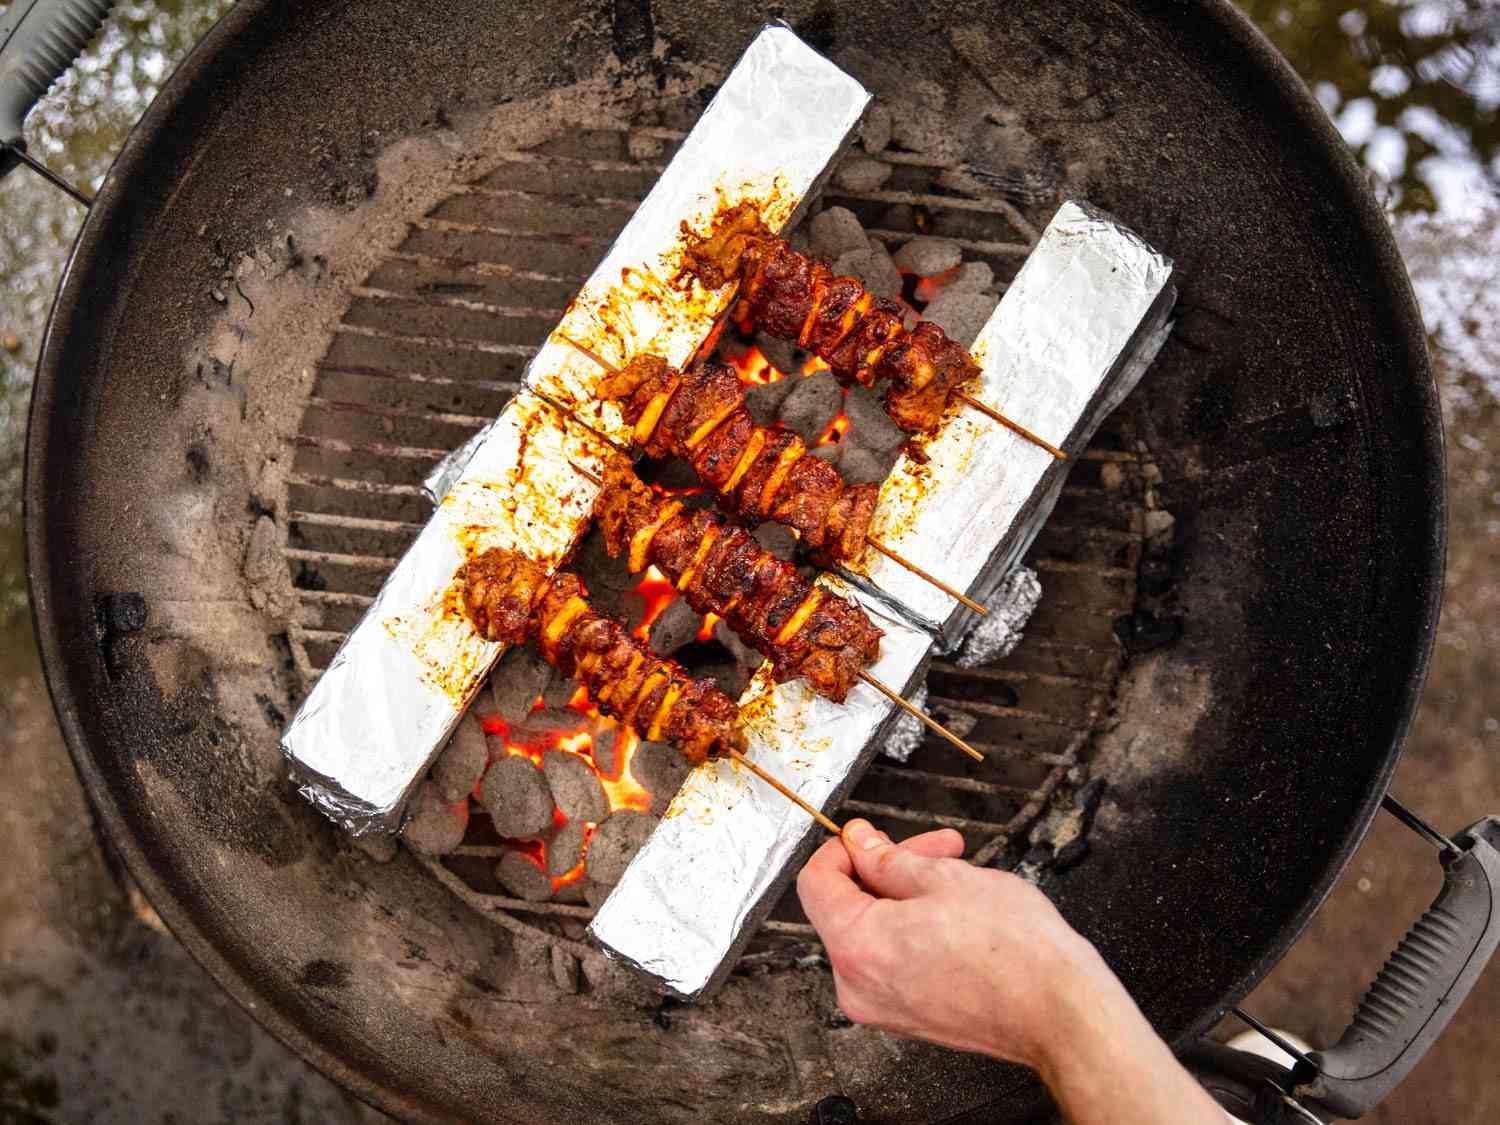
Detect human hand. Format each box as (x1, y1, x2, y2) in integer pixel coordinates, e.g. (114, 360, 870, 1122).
(796, 820, 1229, 1124)
(796, 818, 1113, 1067)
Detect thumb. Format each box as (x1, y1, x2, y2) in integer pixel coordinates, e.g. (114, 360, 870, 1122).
(843, 820, 948, 900)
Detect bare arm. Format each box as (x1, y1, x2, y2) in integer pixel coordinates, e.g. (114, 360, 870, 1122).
(796, 820, 1226, 1125)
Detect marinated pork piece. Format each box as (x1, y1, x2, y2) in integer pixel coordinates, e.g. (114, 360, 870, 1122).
(598, 354, 880, 563)
(679, 201, 979, 433)
(457, 548, 743, 765)
(593, 460, 883, 702)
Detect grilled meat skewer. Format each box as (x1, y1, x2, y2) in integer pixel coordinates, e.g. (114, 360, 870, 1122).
(595, 351, 878, 564)
(459, 548, 743, 765)
(677, 202, 976, 435)
(592, 458, 883, 703)
(459, 547, 846, 832)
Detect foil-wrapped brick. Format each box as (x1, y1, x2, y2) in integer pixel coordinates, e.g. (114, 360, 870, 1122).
(282, 25, 870, 833)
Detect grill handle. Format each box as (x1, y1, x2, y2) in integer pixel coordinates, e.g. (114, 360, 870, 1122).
(0, 0, 113, 172)
(1294, 814, 1500, 1119)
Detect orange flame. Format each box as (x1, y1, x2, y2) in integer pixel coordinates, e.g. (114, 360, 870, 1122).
(801, 354, 831, 376)
(696, 611, 722, 643)
(725, 343, 785, 385)
(631, 565, 679, 642)
(816, 410, 850, 446)
(914, 264, 960, 306)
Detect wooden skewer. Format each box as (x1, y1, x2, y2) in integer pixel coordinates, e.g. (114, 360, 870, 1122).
(955, 392, 1066, 460)
(863, 537, 986, 616)
(570, 459, 604, 486)
(727, 749, 843, 836)
(858, 671, 985, 763)
(555, 335, 987, 615)
(568, 459, 978, 763)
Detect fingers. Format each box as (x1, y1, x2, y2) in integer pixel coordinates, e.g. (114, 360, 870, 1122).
(797, 834, 875, 937)
(898, 828, 966, 860)
(842, 820, 951, 900)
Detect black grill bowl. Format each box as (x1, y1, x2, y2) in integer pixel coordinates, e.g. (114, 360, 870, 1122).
(25, 1, 1441, 1121)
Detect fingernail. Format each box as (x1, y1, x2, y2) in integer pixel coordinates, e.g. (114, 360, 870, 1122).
(847, 820, 888, 850)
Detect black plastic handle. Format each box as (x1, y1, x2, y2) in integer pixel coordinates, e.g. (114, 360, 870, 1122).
(1295, 815, 1500, 1119)
(0, 0, 113, 158)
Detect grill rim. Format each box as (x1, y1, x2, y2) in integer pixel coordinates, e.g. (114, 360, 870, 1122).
(22, 0, 1444, 1121)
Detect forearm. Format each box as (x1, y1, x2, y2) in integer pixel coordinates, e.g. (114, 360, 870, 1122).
(1026, 944, 1226, 1125)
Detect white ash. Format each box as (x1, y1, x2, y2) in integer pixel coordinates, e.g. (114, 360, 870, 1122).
(400, 781, 469, 856)
(778, 370, 843, 442)
(496, 851, 553, 901)
(881, 683, 929, 764)
(543, 750, 609, 824)
(859, 102, 892, 155)
(920, 288, 999, 349)
(1144, 509, 1175, 544)
(647, 597, 702, 657)
(546, 819, 588, 879)
(832, 245, 903, 300)
(930, 700, 978, 739)
(893, 236, 962, 276)
(808, 206, 869, 260)
(843, 384, 907, 453)
(351, 832, 398, 864)
(480, 756, 554, 838)
(431, 712, 488, 803)
(949, 260, 996, 294)
(834, 155, 892, 193)
(626, 131, 665, 161)
(240, 514, 286, 614)
(889, 98, 962, 164)
(550, 945, 581, 994)
(956, 568, 1043, 669)
(745, 377, 796, 428)
(631, 741, 693, 814)
(588, 809, 658, 886)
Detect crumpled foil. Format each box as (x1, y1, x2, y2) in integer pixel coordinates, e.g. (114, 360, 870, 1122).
(588, 579, 933, 998)
(956, 566, 1043, 668)
(846, 200, 1176, 649)
(281, 26, 869, 834)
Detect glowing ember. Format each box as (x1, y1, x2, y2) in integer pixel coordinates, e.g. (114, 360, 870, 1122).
(631, 565, 679, 641)
(913, 264, 959, 305)
(696, 611, 721, 643)
(725, 343, 785, 385)
(801, 354, 831, 376)
(816, 408, 850, 446)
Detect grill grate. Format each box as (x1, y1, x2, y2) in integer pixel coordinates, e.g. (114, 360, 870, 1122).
(280, 120, 1150, 958)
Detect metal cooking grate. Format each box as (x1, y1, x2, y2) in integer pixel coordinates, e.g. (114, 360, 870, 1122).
(280, 120, 1149, 954)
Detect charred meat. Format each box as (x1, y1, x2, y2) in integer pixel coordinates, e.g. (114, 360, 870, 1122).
(679, 202, 977, 434)
(458, 548, 744, 764)
(593, 459, 883, 702)
(600, 353, 878, 563)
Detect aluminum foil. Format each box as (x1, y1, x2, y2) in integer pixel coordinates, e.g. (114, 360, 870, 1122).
(283, 394, 612, 832)
(588, 578, 932, 998)
(956, 566, 1043, 668)
(281, 26, 869, 834)
(847, 201, 1176, 649)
